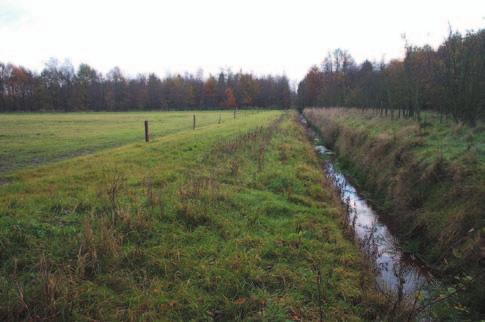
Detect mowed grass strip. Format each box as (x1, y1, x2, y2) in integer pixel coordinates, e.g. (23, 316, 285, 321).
(0, 111, 374, 321)
(0, 110, 256, 174)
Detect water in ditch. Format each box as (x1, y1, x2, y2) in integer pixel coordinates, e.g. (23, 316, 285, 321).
(301, 116, 431, 298)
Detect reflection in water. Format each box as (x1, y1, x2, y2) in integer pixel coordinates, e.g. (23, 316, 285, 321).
(324, 160, 428, 295)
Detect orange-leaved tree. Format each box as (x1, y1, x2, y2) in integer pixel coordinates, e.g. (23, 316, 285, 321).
(224, 87, 237, 108)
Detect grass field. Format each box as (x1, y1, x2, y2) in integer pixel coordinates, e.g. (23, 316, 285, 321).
(0, 110, 254, 175)
(0, 111, 379, 321)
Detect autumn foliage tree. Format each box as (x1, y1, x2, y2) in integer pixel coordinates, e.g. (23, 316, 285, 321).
(297, 28, 485, 125)
(224, 88, 237, 108)
(0, 64, 292, 112)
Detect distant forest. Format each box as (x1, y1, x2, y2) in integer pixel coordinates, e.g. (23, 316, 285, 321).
(1, 29, 484, 121)
(298, 29, 484, 125)
(0, 63, 292, 112)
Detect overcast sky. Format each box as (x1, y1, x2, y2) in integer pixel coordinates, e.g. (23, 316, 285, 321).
(1, 0, 484, 83)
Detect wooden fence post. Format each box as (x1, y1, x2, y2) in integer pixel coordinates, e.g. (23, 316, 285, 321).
(144, 120, 149, 142)
(193, 114, 196, 130)
(234, 107, 236, 119)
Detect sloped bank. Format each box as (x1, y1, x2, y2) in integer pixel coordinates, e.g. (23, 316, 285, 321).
(303, 108, 484, 317)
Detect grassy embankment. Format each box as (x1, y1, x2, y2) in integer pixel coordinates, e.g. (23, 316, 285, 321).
(0, 111, 379, 321)
(0, 110, 254, 175)
(304, 107, 485, 317)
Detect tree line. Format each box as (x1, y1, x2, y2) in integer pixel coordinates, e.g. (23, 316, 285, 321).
(297, 29, 485, 125)
(0, 60, 292, 112)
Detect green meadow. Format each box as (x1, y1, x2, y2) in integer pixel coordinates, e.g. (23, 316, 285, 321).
(309, 108, 485, 163)
(0, 111, 379, 321)
(0, 110, 255, 174)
